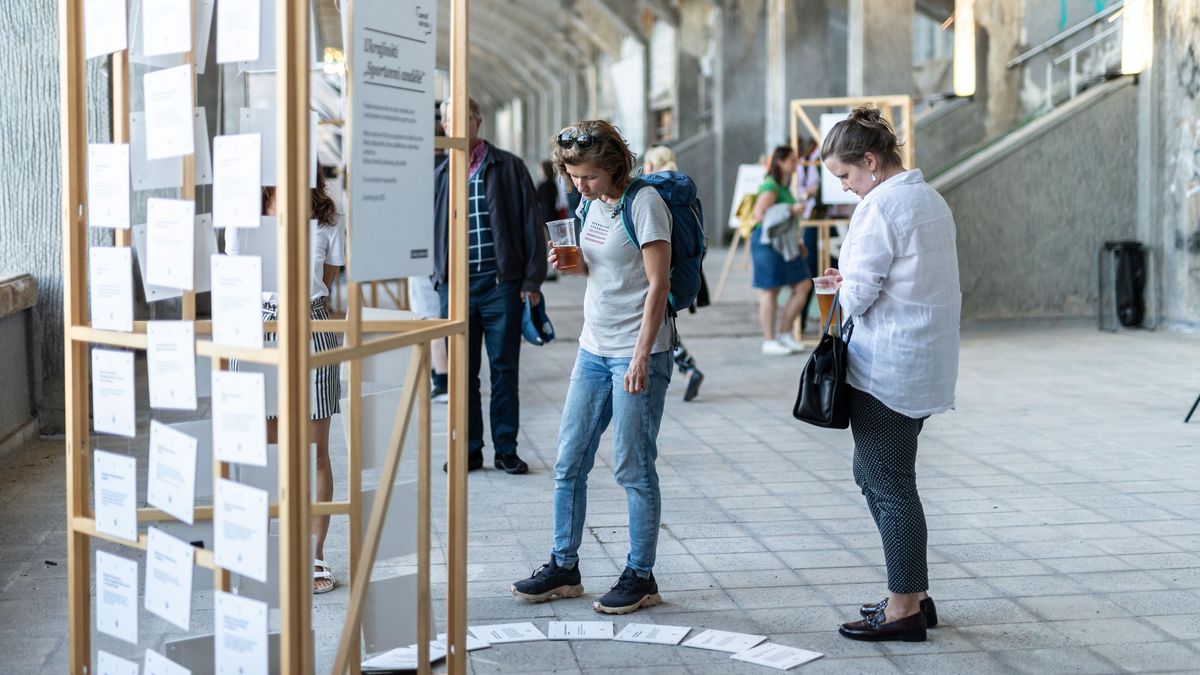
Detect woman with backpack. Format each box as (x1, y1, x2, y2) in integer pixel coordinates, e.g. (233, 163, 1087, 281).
(510, 120, 672, 615)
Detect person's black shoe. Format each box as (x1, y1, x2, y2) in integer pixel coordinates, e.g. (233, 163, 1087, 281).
(494, 453, 529, 475)
(430, 382, 448, 404)
(859, 597, 938, 628)
(839, 610, 926, 642)
(442, 452, 484, 473)
(593, 567, 662, 615)
(683, 369, 704, 402)
(510, 557, 583, 602)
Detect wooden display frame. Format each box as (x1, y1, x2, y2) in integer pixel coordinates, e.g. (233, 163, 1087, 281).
(59, 0, 472, 673)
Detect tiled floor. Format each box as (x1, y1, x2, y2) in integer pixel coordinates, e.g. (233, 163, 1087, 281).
(3, 252, 1199, 673)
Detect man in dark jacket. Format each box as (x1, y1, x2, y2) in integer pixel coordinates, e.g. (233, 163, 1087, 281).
(434, 97, 546, 475)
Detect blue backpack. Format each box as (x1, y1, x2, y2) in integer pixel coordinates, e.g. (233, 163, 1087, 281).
(579, 172, 707, 314)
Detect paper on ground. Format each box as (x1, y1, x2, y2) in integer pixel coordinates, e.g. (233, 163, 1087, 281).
(467, 623, 547, 644)
(96, 550, 138, 645)
(613, 623, 691, 645)
(436, 633, 491, 651)
(144, 526, 195, 630)
(147, 420, 198, 524)
(89, 247, 134, 332)
(682, 628, 768, 653)
(144, 648, 191, 675)
(94, 449, 137, 542)
(361, 642, 446, 672)
(547, 621, 614, 640)
(730, 643, 824, 671)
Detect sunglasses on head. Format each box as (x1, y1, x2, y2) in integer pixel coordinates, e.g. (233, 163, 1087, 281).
(556, 128, 599, 149)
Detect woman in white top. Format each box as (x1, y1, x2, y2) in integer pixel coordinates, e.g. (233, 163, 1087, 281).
(510, 120, 673, 615)
(821, 107, 961, 643)
(226, 169, 345, 594)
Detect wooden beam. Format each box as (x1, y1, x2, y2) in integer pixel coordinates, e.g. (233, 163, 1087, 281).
(135, 500, 353, 521)
(346, 281, 364, 673)
(332, 346, 426, 673)
(60, 0, 92, 670)
(308, 320, 467, 369)
(275, 0, 313, 669)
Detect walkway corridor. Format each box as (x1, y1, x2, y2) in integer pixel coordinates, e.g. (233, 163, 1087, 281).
(2, 254, 1199, 673)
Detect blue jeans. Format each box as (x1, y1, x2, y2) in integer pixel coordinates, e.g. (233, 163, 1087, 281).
(438, 275, 523, 456)
(552, 349, 672, 576)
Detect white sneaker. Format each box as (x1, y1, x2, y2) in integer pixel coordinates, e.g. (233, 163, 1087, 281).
(777, 333, 807, 353)
(761, 339, 793, 356)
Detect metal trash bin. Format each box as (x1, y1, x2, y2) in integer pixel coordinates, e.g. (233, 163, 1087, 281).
(1098, 240, 1147, 331)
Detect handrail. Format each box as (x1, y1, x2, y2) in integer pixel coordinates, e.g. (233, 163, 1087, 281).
(1007, 1, 1124, 68)
(1051, 23, 1121, 66)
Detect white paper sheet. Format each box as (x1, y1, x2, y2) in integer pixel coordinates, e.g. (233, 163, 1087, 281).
(144, 648, 192, 675)
(92, 348, 136, 437)
(547, 621, 614, 640)
(214, 478, 268, 582)
(436, 633, 491, 651)
(87, 144, 131, 229)
(128, 0, 210, 71)
(215, 591, 268, 675)
(193, 108, 213, 185)
(147, 198, 196, 290)
(131, 111, 183, 190)
(613, 623, 691, 645)
(143, 0, 191, 56)
(211, 370, 267, 466)
(361, 642, 446, 672)
(682, 628, 768, 653)
(93, 449, 137, 541)
(193, 0, 215, 74)
(144, 526, 195, 629)
(85, 0, 128, 59)
(467, 623, 547, 644)
(147, 321, 197, 410)
(144, 64, 195, 160)
(210, 254, 263, 348)
(96, 550, 139, 645)
(147, 420, 198, 523)
(133, 214, 217, 301)
(238, 108, 318, 187)
(212, 133, 262, 229)
(216, 0, 260, 63)
(89, 247, 134, 332)
(97, 649, 139, 675)
(730, 643, 824, 671)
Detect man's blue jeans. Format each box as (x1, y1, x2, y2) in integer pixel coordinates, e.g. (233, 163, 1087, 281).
(438, 275, 522, 456)
(552, 349, 672, 577)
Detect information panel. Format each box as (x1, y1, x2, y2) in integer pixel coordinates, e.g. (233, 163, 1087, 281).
(348, 0, 436, 282)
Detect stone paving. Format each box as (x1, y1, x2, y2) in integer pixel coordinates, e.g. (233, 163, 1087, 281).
(2, 250, 1200, 673)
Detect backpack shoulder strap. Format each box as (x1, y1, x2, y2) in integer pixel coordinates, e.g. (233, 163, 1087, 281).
(619, 177, 647, 249)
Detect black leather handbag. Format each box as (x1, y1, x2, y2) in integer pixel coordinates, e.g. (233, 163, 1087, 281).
(792, 291, 854, 429)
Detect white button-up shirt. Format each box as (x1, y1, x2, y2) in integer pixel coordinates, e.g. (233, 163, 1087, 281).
(837, 169, 961, 418)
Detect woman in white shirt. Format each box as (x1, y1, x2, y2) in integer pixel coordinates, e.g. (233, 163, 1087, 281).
(226, 169, 345, 594)
(821, 107, 961, 643)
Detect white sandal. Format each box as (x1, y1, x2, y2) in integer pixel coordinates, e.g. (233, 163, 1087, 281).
(313, 559, 336, 594)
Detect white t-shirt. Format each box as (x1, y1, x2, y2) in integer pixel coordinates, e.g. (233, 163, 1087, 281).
(837, 169, 961, 418)
(224, 220, 346, 302)
(577, 186, 673, 358)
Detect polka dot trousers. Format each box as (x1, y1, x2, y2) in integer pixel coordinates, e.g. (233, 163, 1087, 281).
(849, 386, 929, 594)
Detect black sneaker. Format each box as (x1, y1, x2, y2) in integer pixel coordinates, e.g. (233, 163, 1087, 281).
(494, 453, 529, 475)
(430, 383, 448, 404)
(442, 451, 483, 473)
(510, 557, 583, 602)
(683, 369, 704, 402)
(593, 567, 662, 614)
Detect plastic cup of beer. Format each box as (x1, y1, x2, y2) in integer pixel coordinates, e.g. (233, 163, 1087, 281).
(547, 219, 580, 269)
(813, 275, 838, 331)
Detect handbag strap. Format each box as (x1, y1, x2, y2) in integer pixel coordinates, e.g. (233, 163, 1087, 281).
(822, 287, 855, 341)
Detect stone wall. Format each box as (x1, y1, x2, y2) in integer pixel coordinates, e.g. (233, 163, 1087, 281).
(0, 2, 110, 434)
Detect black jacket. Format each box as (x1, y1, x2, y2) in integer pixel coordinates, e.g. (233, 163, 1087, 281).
(433, 142, 546, 294)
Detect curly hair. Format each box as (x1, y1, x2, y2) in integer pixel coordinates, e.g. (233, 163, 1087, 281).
(550, 120, 636, 194)
(820, 106, 904, 168)
(260, 168, 339, 227)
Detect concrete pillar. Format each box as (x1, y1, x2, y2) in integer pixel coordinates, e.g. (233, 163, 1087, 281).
(785, 0, 836, 143)
(847, 0, 914, 97)
(764, 0, 787, 150)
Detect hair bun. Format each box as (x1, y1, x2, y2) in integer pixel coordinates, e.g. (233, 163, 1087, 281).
(849, 106, 886, 128)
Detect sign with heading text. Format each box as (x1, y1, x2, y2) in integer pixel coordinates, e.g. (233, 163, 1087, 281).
(348, 0, 436, 282)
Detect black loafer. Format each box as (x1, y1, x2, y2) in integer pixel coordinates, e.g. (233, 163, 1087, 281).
(839, 610, 927, 642)
(859, 597, 938, 628)
(442, 452, 484, 473)
(494, 453, 529, 475)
